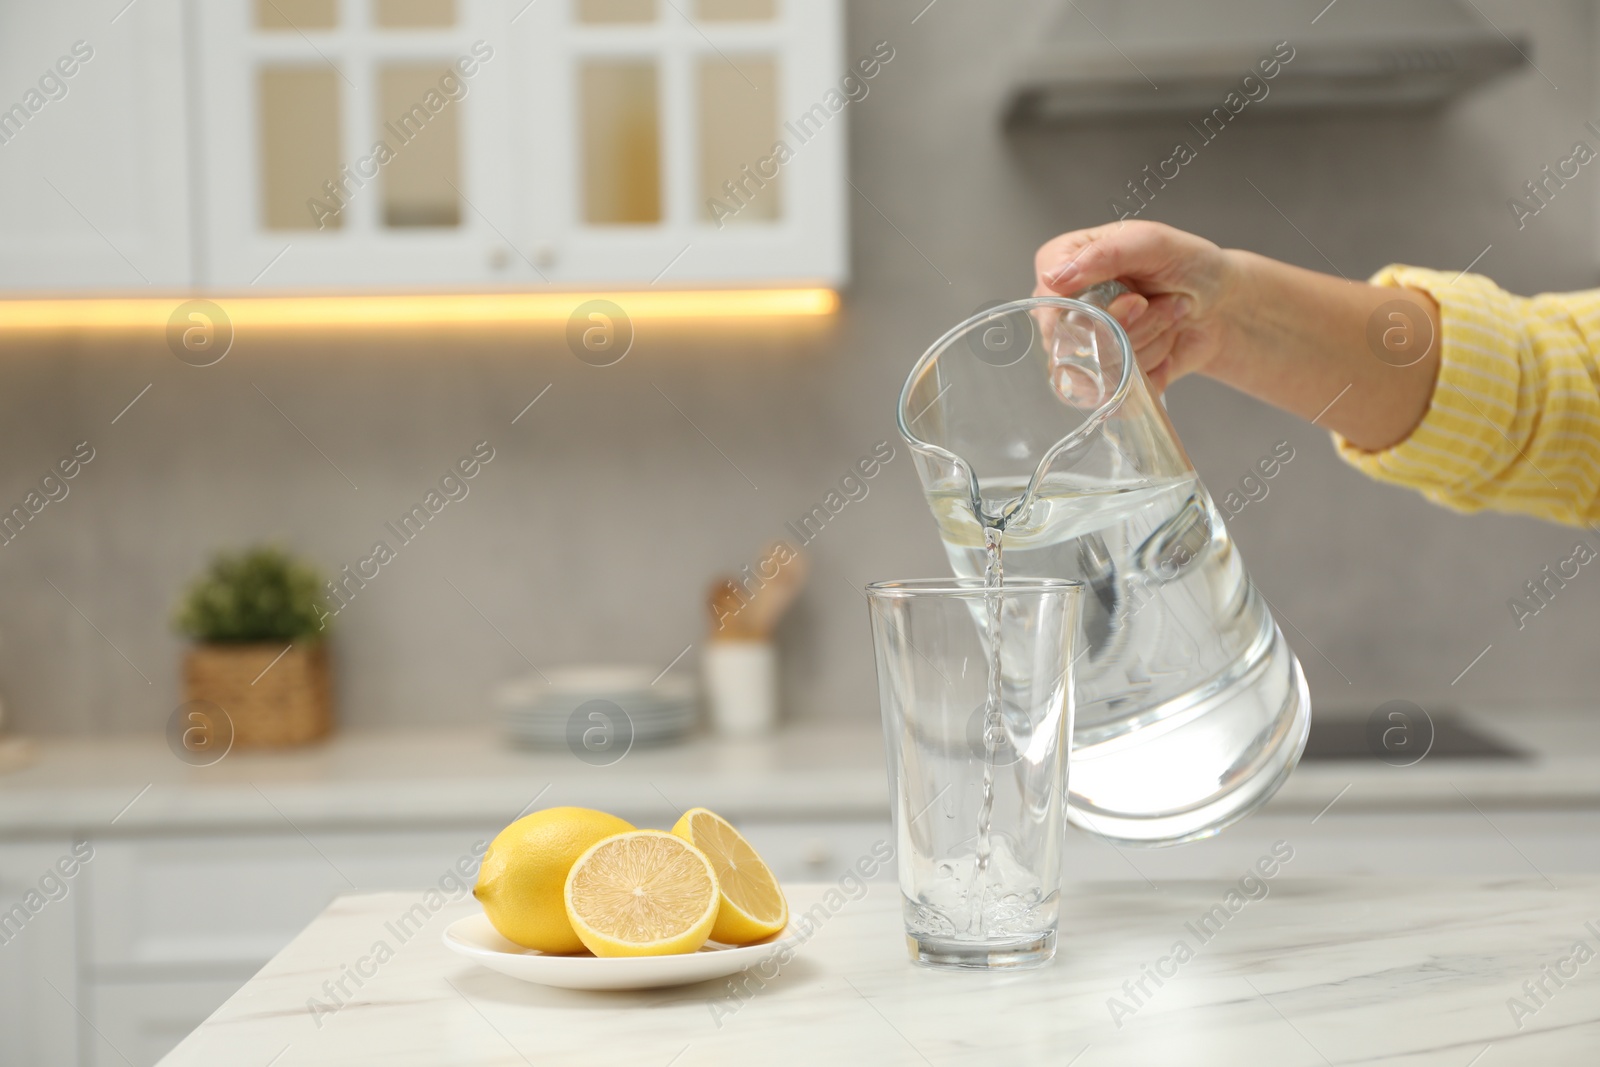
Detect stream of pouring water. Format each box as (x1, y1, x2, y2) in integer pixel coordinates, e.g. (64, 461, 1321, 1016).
(971, 521, 1006, 936)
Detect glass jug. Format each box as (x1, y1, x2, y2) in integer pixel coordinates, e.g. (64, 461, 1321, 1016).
(898, 291, 1311, 846)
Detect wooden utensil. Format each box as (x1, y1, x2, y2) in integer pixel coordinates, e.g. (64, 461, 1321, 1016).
(705, 544, 807, 640)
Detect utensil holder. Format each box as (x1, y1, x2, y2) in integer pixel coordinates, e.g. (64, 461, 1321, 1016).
(703, 640, 777, 737)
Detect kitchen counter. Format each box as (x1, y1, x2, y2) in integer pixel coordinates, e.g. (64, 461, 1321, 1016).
(161, 878, 1600, 1066)
(2, 708, 1599, 837)
(0, 723, 889, 836)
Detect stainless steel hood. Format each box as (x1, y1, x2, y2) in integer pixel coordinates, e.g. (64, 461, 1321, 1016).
(1004, 0, 1529, 125)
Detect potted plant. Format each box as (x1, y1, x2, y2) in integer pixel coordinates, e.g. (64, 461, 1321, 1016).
(175, 545, 332, 747)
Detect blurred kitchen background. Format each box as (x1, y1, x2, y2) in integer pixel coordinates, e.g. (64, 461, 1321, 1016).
(1, 0, 1596, 733)
(3, 0, 1597, 736)
(4, 0, 1600, 1063)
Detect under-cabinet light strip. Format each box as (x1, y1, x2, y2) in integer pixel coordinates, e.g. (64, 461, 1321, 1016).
(0, 289, 839, 330)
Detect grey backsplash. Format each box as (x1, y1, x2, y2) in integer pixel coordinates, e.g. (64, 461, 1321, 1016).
(3, 0, 1595, 736)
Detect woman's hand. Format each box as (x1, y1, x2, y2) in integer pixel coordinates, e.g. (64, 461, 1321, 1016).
(1032, 220, 1441, 451)
(1033, 221, 1240, 393)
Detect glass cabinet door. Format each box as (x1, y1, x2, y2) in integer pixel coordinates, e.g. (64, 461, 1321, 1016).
(197, 0, 515, 287)
(518, 0, 845, 287)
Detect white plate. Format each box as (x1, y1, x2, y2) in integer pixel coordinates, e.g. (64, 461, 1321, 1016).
(503, 713, 698, 733)
(504, 716, 699, 735)
(505, 728, 696, 745)
(442, 914, 796, 991)
(504, 705, 698, 724)
(493, 668, 697, 709)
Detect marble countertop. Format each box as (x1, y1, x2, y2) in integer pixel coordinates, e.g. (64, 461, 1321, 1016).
(2, 708, 1597, 836)
(161, 879, 1600, 1066)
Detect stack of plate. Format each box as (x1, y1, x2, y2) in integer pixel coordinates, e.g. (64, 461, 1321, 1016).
(495, 665, 700, 751)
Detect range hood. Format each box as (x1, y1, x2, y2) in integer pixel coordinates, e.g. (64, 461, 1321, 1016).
(1004, 0, 1530, 125)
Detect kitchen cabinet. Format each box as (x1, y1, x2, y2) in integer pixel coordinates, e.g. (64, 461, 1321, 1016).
(0, 842, 82, 1067)
(85, 979, 244, 1067)
(0, 0, 846, 292)
(738, 818, 895, 884)
(0, 0, 193, 290)
(1089, 809, 1600, 882)
(84, 829, 499, 1067)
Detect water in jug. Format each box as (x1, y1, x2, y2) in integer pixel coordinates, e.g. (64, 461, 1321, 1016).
(898, 290, 1311, 846)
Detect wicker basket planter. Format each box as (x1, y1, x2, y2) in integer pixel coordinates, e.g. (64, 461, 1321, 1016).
(183, 642, 332, 748)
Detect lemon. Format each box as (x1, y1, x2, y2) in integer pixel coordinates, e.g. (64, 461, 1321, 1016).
(474, 807, 634, 954)
(563, 830, 720, 957)
(671, 807, 788, 945)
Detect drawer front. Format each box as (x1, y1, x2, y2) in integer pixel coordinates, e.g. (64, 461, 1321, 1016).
(88, 828, 494, 969)
(735, 820, 896, 884)
(0, 841, 82, 1067)
(1052, 810, 1600, 882)
(87, 978, 244, 1067)
(1139, 809, 1600, 879)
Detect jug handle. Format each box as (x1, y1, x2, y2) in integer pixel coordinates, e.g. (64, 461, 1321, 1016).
(1048, 280, 1133, 407)
(1067, 280, 1171, 409)
(1071, 280, 1130, 309)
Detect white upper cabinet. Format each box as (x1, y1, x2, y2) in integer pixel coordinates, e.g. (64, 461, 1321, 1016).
(193, 0, 847, 290)
(0, 0, 192, 290)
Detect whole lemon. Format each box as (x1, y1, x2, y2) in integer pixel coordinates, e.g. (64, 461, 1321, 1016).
(474, 807, 634, 953)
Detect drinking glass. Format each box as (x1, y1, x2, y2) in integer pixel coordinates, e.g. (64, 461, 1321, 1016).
(866, 578, 1080, 969)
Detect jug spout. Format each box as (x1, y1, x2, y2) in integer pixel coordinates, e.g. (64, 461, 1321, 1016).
(898, 296, 1194, 529)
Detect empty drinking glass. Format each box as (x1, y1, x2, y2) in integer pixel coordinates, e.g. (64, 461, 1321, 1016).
(867, 578, 1080, 969)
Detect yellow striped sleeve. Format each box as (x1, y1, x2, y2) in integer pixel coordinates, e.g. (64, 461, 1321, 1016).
(1334, 265, 1600, 526)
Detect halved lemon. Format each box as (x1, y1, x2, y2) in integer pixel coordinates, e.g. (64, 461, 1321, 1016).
(563, 830, 720, 957)
(671, 807, 789, 945)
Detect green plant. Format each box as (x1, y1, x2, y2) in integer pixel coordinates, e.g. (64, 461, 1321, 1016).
(175, 545, 327, 643)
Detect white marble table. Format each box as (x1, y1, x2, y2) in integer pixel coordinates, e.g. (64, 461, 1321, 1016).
(161, 879, 1600, 1066)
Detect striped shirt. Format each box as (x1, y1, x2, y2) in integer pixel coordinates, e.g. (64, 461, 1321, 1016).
(1336, 265, 1600, 526)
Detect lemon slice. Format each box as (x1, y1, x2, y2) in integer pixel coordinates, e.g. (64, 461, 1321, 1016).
(671, 807, 789, 945)
(563, 830, 720, 957)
